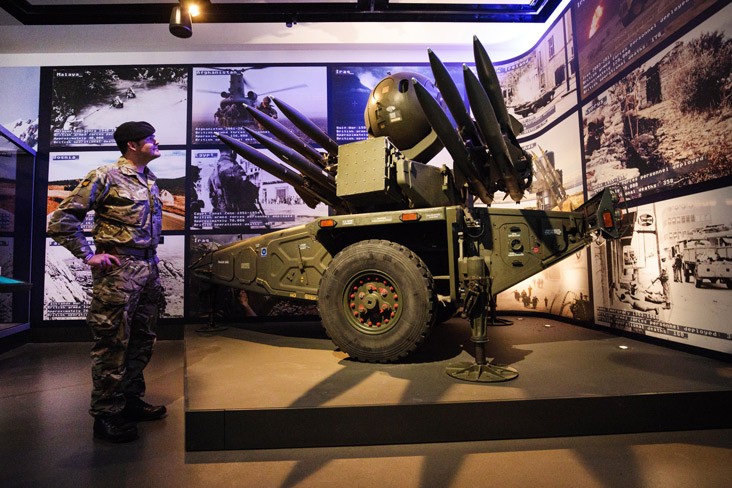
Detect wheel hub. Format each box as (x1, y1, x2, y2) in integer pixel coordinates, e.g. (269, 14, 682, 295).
(347, 275, 400, 333)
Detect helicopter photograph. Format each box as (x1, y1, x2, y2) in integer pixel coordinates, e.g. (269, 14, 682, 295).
(191, 65, 327, 145)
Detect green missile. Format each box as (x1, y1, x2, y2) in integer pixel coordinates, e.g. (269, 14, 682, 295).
(463, 65, 524, 202)
(216, 132, 331, 209)
(272, 97, 339, 156)
(244, 105, 327, 168)
(244, 128, 337, 197)
(412, 78, 494, 205)
(427, 49, 480, 143)
(472, 35, 524, 139)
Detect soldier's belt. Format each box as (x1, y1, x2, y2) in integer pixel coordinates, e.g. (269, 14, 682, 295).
(98, 246, 156, 259)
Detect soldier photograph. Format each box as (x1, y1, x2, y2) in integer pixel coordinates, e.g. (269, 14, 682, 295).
(191, 65, 326, 145)
(47, 121, 168, 443)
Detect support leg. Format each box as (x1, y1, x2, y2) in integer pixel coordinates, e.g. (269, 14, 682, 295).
(196, 284, 228, 334)
(446, 258, 518, 382)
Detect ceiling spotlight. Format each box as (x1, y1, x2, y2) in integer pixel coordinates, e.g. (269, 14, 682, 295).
(188, 2, 201, 18)
(170, 4, 193, 38)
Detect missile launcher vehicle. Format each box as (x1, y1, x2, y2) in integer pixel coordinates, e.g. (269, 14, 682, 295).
(190, 36, 624, 381)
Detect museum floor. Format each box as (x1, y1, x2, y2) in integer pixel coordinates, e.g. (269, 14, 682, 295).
(1, 317, 732, 488)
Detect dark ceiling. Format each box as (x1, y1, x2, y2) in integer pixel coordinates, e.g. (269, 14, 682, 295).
(2, 0, 564, 25)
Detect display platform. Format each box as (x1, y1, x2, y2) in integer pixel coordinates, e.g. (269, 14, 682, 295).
(184, 317, 732, 451)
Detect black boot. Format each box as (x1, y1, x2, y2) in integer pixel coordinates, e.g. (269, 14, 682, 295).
(122, 397, 167, 421)
(93, 414, 138, 443)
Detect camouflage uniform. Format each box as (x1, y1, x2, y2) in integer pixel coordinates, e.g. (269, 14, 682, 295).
(48, 156, 165, 417)
(208, 152, 260, 213)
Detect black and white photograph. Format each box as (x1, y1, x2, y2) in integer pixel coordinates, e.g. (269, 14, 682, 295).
(189, 148, 328, 230)
(191, 66, 327, 146)
(488, 111, 585, 210)
(498, 7, 577, 138)
(47, 150, 187, 232)
(583, 4, 732, 201)
(497, 248, 592, 321)
(591, 186, 732, 353)
(188, 233, 320, 319)
(574, 0, 717, 98)
(43, 235, 185, 321)
(0, 66, 40, 150)
(0, 140, 17, 233)
(50, 66, 188, 147)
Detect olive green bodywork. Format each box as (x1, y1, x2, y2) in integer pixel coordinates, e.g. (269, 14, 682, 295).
(191, 179, 621, 317)
(190, 36, 624, 373)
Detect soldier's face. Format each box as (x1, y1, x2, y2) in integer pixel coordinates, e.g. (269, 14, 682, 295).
(132, 134, 160, 161)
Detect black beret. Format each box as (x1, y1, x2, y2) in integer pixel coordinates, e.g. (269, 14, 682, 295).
(113, 121, 155, 145)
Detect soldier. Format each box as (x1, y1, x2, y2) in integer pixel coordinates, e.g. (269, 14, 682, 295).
(48, 121, 167, 443)
(208, 151, 261, 213)
(257, 96, 278, 119)
(673, 253, 683, 282)
(652, 267, 671, 310)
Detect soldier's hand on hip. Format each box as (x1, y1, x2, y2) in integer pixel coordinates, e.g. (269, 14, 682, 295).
(87, 253, 121, 269)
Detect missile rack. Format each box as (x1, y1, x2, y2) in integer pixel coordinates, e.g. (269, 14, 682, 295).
(191, 36, 624, 382)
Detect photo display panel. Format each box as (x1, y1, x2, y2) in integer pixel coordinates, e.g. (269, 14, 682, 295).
(497, 7, 577, 139)
(189, 148, 329, 230)
(590, 186, 732, 354)
(49, 66, 188, 147)
(574, 0, 718, 100)
(0, 67, 40, 150)
(32, 0, 729, 350)
(328, 64, 464, 145)
(487, 111, 585, 210)
(582, 4, 732, 201)
(497, 248, 591, 320)
(47, 150, 187, 232)
(191, 66, 328, 146)
(43, 235, 185, 321)
(0, 144, 17, 233)
(44, 148, 187, 322)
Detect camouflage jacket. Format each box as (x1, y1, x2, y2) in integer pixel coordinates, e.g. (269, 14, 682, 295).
(48, 156, 163, 260)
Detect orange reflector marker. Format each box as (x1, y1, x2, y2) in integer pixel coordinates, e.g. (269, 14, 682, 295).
(400, 212, 420, 222)
(602, 211, 614, 228)
(319, 218, 337, 228)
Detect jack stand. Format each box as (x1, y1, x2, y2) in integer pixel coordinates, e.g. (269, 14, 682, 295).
(196, 284, 228, 335)
(446, 259, 518, 382)
(446, 307, 519, 382)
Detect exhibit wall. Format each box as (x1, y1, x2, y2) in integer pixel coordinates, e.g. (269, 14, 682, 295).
(578, 0, 731, 354)
(0, 0, 729, 353)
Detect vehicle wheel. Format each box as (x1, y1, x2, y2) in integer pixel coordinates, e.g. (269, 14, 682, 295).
(694, 274, 702, 288)
(318, 239, 435, 362)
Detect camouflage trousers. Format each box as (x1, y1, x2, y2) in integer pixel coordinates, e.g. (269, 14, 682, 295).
(87, 256, 165, 417)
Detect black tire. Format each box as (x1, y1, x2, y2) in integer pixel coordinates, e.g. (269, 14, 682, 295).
(318, 239, 435, 362)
